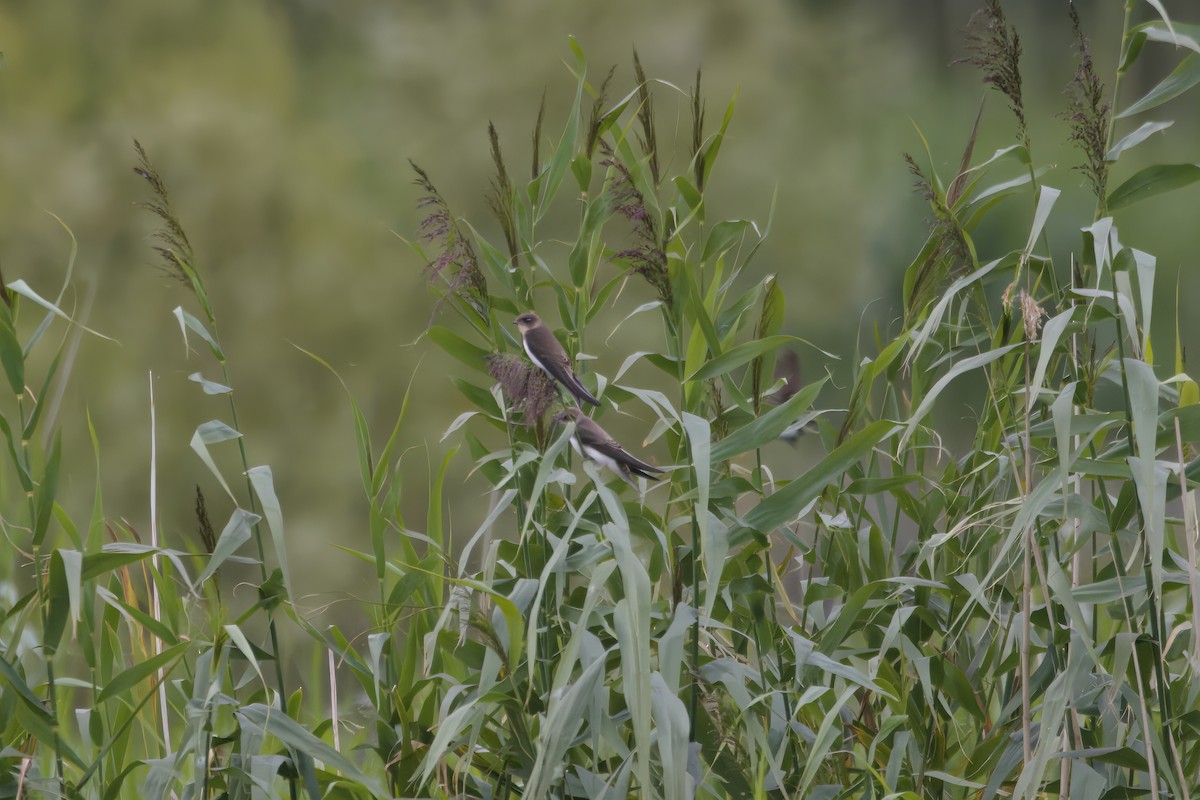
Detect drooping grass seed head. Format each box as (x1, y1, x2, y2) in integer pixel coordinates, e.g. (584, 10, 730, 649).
(486, 352, 559, 424)
(961, 0, 1027, 148)
(412, 161, 489, 323)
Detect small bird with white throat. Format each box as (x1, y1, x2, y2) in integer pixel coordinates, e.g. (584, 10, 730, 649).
(553, 407, 662, 485)
(514, 312, 601, 407)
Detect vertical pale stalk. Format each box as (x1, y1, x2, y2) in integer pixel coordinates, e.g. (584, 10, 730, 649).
(1094, 0, 1173, 742)
(1167, 734, 1192, 800)
(328, 647, 340, 753)
(1065, 294, 1083, 800)
(1128, 637, 1160, 800)
(1020, 342, 1033, 765)
(1059, 733, 1070, 800)
(149, 372, 171, 753)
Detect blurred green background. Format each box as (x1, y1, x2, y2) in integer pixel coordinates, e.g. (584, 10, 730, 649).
(1, 0, 1197, 641)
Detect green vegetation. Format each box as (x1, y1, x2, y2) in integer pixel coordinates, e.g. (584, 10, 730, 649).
(3, 1, 1200, 798)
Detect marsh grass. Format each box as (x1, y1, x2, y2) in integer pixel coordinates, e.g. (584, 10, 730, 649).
(3, 3, 1200, 798)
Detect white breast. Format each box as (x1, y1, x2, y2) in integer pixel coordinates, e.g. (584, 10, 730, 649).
(523, 338, 549, 374)
(581, 443, 622, 474)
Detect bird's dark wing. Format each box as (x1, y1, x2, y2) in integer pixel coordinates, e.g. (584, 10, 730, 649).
(578, 418, 662, 480)
(560, 369, 601, 407)
(613, 448, 663, 480)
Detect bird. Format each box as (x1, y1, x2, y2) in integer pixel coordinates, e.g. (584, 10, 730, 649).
(553, 407, 663, 484)
(769, 349, 816, 443)
(769, 349, 802, 406)
(514, 312, 600, 407)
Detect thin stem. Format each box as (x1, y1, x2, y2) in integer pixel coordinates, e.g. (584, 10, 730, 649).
(75, 658, 185, 790)
(224, 375, 289, 685)
(762, 550, 802, 775)
(214, 355, 296, 800)
(504, 410, 551, 699)
(148, 373, 172, 757)
(1107, 275, 1174, 749)
(1088, 0, 1174, 756)
(22, 391, 65, 790)
(1020, 336, 1033, 764)
(666, 299, 703, 742)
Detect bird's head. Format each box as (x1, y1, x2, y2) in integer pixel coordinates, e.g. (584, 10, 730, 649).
(514, 312, 541, 334)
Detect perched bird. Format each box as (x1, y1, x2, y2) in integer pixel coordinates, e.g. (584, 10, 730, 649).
(514, 312, 600, 407)
(769, 349, 816, 443)
(553, 407, 662, 484)
(770, 349, 802, 405)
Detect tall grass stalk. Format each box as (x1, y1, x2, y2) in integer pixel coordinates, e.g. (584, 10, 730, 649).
(147, 372, 170, 755)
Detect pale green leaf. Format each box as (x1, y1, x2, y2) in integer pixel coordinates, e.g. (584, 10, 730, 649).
(187, 371, 233, 395)
(237, 704, 387, 797)
(197, 508, 260, 585)
(247, 466, 293, 604)
(96, 642, 188, 703)
(738, 420, 899, 541)
(686, 334, 795, 383)
(172, 305, 222, 360)
(1108, 163, 1200, 210)
(8, 279, 115, 343)
(1107, 120, 1173, 160)
(190, 420, 242, 501)
(1118, 54, 1200, 118)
